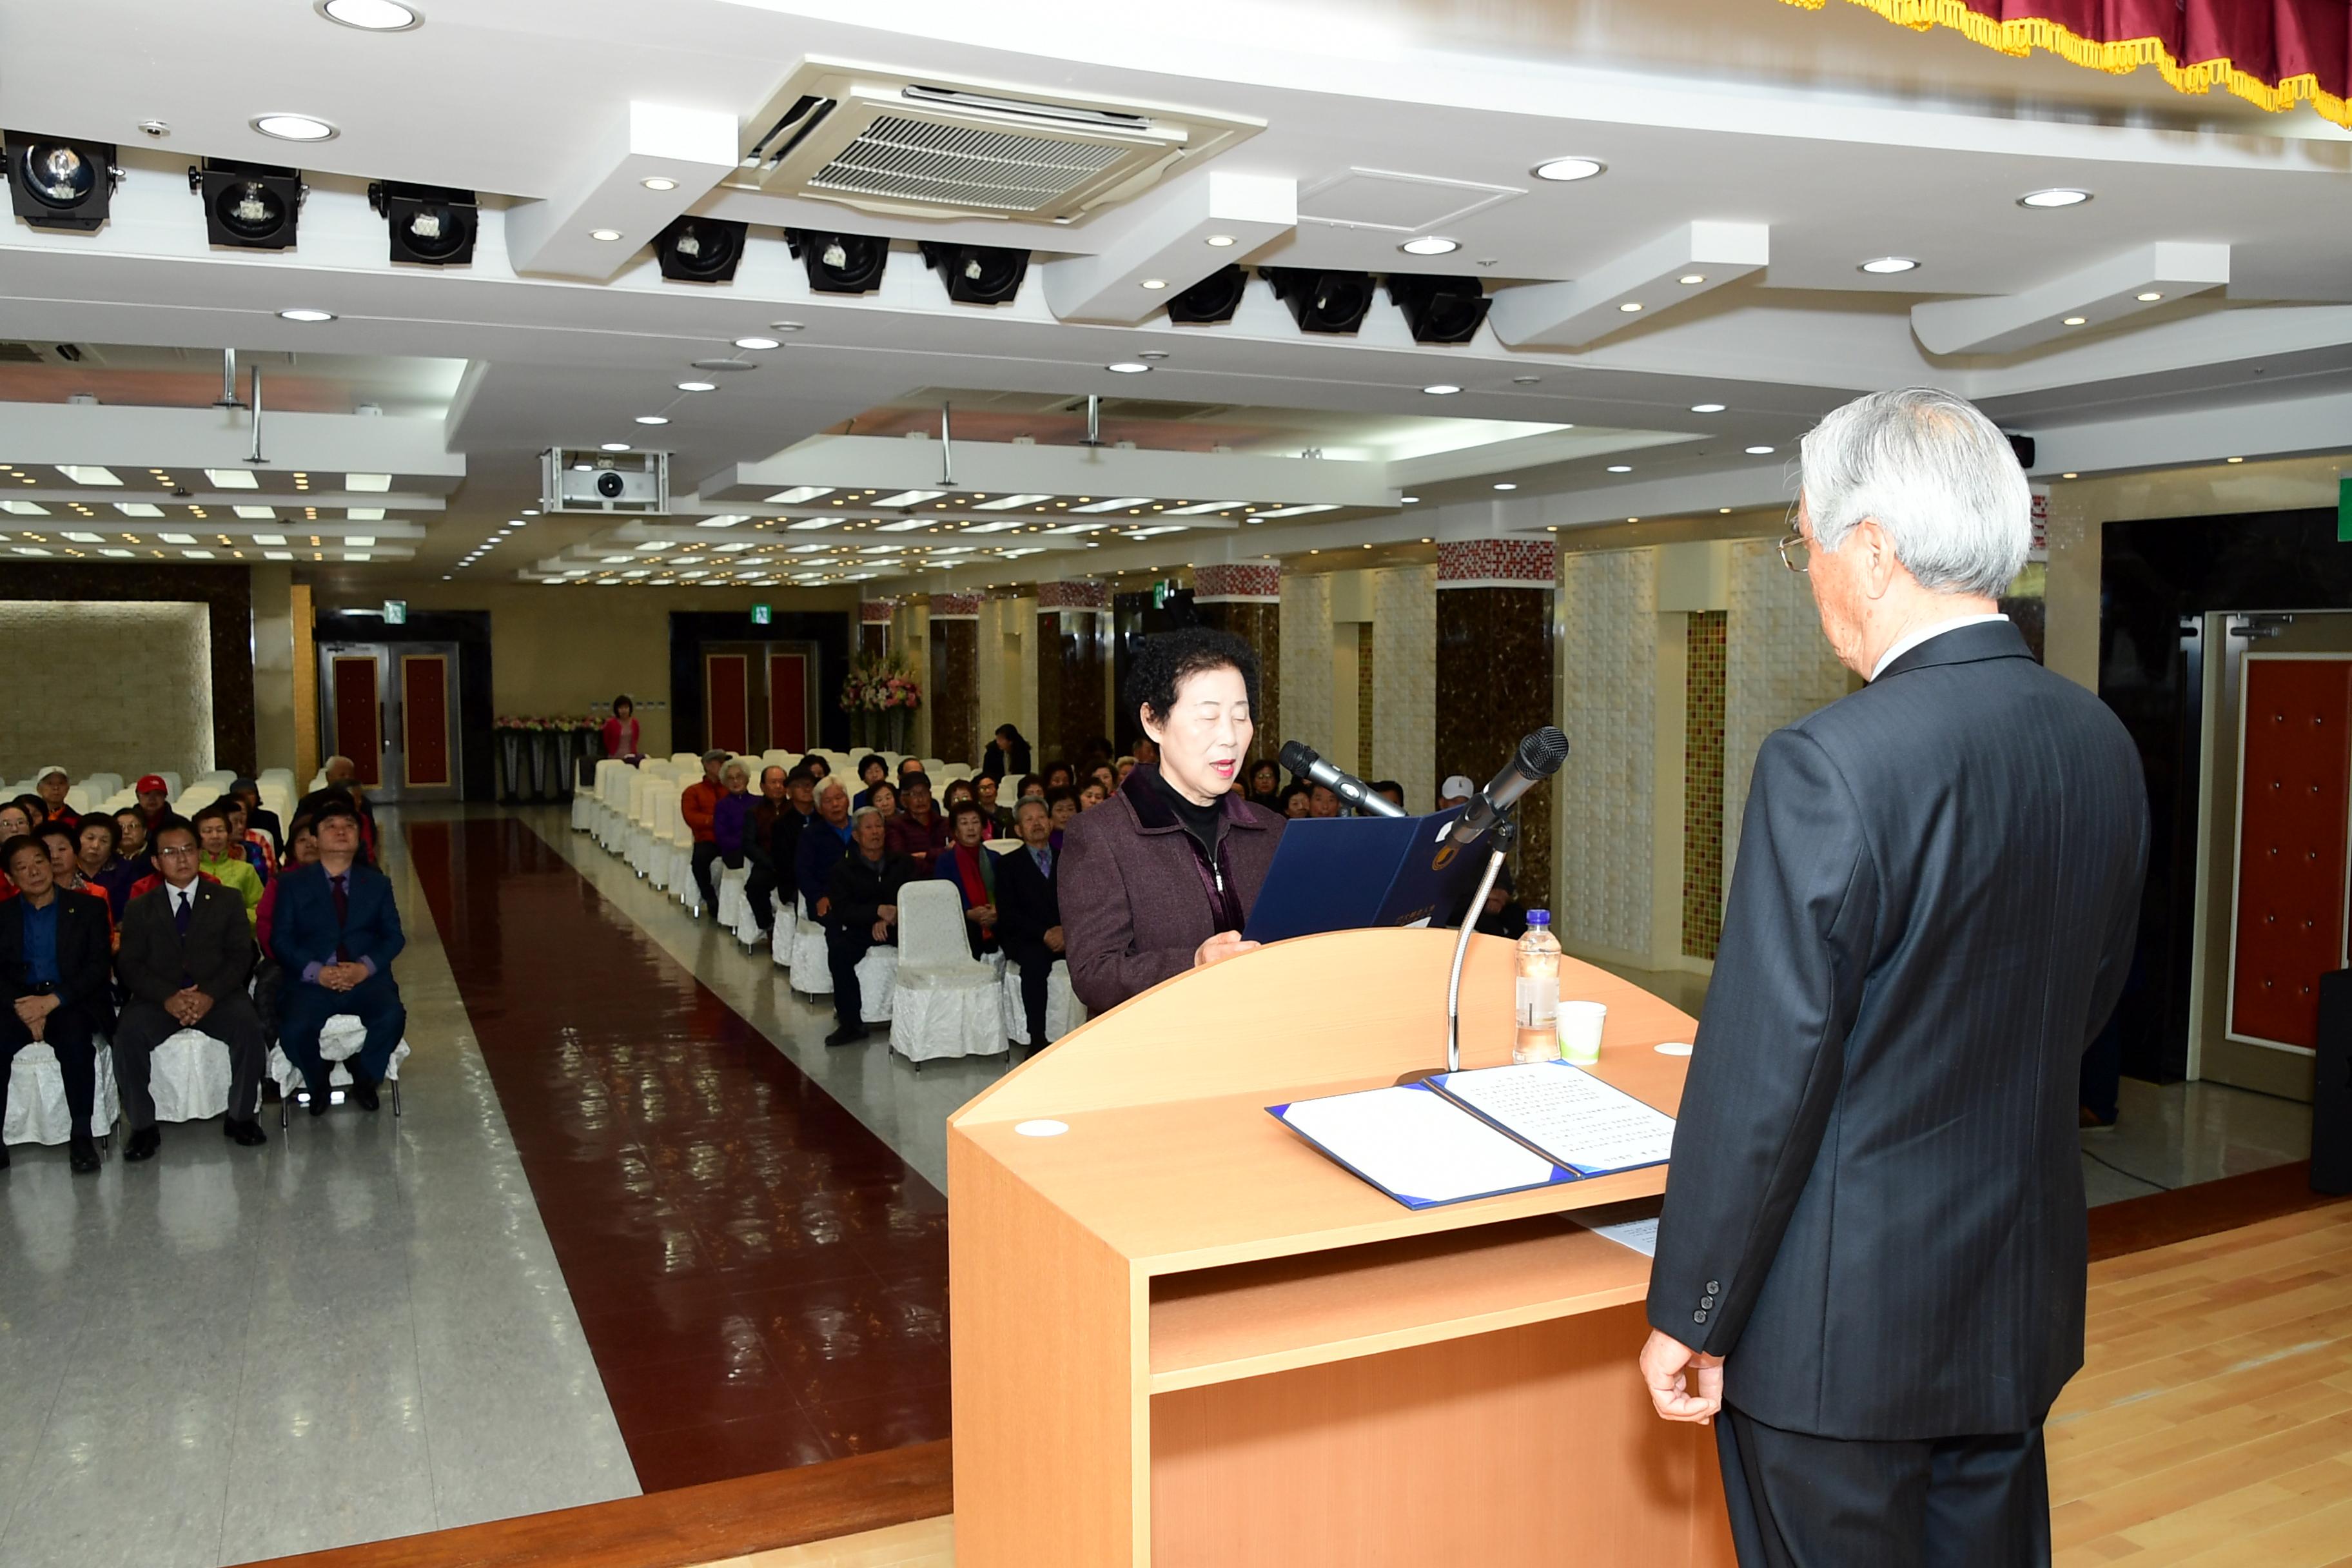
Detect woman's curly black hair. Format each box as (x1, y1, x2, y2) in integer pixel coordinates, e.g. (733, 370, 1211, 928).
(1121, 626, 1262, 729)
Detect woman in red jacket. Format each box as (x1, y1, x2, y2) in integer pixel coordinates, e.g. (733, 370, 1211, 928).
(600, 695, 642, 760)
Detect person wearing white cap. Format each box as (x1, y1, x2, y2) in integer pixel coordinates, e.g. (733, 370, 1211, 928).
(33, 766, 77, 828)
(1439, 774, 1476, 810)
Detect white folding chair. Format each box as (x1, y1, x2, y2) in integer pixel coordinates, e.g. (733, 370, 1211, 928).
(983, 837, 1021, 855)
(1002, 958, 1088, 1049)
(888, 881, 1006, 1065)
(3, 1039, 120, 1151)
(716, 863, 749, 936)
(144, 1028, 257, 1122)
(788, 892, 833, 996)
(269, 1015, 409, 1126)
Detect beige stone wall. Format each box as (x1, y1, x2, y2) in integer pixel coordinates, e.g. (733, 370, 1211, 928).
(0, 600, 215, 785)
(1553, 548, 1658, 959)
(1372, 562, 1437, 812)
(1279, 571, 1333, 757)
(1723, 538, 1850, 883)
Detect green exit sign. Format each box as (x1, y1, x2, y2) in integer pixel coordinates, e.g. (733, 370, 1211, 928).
(750, 603, 772, 626)
(2340, 476, 2351, 543)
(382, 600, 407, 625)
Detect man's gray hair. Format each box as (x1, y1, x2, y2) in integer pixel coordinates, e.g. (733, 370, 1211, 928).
(1798, 387, 2030, 599)
(815, 776, 848, 803)
(849, 805, 884, 832)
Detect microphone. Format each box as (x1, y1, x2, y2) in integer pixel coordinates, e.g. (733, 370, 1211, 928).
(1449, 726, 1570, 846)
(1279, 740, 1407, 819)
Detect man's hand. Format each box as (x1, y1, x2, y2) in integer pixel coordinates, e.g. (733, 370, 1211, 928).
(182, 990, 214, 1023)
(966, 903, 997, 926)
(319, 961, 368, 992)
(815, 896, 830, 917)
(1043, 925, 1065, 954)
(15, 992, 59, 1028)
(1640, 1329, 1723, 1424)
(872, 919, 890, 942)
(1193, 930, 1259, 969)
(877, 904, 898, 926)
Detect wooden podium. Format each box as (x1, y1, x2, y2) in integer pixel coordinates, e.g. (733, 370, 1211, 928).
(946, 928, 1738, 1567)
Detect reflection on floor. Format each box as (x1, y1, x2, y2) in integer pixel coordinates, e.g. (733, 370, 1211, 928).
(0, 823, 634, 1568)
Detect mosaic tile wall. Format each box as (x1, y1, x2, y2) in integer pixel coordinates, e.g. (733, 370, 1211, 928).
(1725, 538, 1851, 888)
(1373, 563, 1437, 814)
(1357, 621, 1376, 778)
(929, 616, 979, 765)
(1191, 600, 1282, 764)
(1554, 547, 1657, 956)
(0, 600, 215, 785)
(1279, 570, 1334, 759)
(1681, 610, 1727, 959)
(1441, 579, 1558, 916)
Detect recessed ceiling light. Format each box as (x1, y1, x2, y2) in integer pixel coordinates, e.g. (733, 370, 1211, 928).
(1139, 278, 1168, 289)
(767, 321, 805, 333)
(2226, 455, 2245, 463)
(642, 177, 678, 192)
(1533, 157, 1605, 182)
(676, 380, 716, 393)
(1422, 384, 1461, 396)
(1690, 402, 1725, 413)
(1106, 362, 1150, 374)
(278, 308, 335, 322)
(1493, 482, 1517, 491)
(252, 113, 337, 142)
(1678, 273, 1706, 286)
(2063, 316, 2087, 326)
(1720, 507, 1732, 514)
(635, 415, 669, 425)
(1204, 234, 1237, 248)
(1400, 236, 1459, 257)
(601, 442, 631, 452)
(2135, 291, 2163, 302)
(2061, 472, 2079, 479)
(732, 336, 781, 351)
(1618, 301, 1643, 313)
(1606, 464, 1632, 473)
(318, 0, 420, 27)
(522, 508, 538, 515)
(589, 228, 623, 242)
(1859, 257, 1919, 275)
(2019, 188, 2091, 208)
(1401, 496, 1420, 504)
(1745, 444, 1776, 455)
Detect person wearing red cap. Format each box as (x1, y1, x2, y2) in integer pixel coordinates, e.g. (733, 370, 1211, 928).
(134, 775, 173, 830)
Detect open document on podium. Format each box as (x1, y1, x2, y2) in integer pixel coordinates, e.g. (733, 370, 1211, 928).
(1269, 1063, 1676, 1210)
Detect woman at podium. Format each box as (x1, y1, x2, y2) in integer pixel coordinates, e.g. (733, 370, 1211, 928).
(1060, 628, 1286, 1014)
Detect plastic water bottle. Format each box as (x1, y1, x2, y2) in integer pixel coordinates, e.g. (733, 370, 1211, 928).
(1513, 910, 1562, 1064)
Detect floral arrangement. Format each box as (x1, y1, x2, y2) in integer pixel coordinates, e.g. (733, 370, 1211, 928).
(495, 715, 603, 732)
(839, 653, 922, 714)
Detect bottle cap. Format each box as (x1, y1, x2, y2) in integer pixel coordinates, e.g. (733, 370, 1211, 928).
(1525, 909, 1549, 926)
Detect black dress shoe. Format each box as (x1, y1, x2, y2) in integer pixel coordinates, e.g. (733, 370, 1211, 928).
(824, 1023, 869, 1048)
(307, 1084, 332, 1116)
(350, 1074, 380, 1113)
(68, 1135, 101, 1174)
(124, 1126, 161, 1162)
(228, 1118, 268, 1148)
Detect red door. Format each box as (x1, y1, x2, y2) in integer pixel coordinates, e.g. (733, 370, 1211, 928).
(768, 652, 808, 753)
(331, 654, 382, 786)
(705, 653, 749, 755)
(402, 654, 451, 788)
(2230, 656, 2352, 1050)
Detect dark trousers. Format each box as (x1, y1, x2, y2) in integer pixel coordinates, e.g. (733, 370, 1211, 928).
(277, 972, 407, 1092)
(1, 1004, 101, 1139)
(1716, 1404, 2050, 1568)
(1013, 952, 1051, 1047)
(745, 864, 779, 931)
(825, 924, 892, 1029)
(690, 841, 723, 910)
(112, 994, 268, 1128)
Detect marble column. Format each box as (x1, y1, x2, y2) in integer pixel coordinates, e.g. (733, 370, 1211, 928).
(1191, 562, 1282, 765)
(1436, 540, 1559, 908)
(1035, 580, 1110, 767)
(928, 592, 980, 765)
(859, 599, 889, 661)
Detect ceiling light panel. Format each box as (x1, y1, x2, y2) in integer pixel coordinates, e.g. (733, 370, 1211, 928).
(1910, 240, 2228, 354)
(1070, 496, 1153, 513)
(871, 490, 945, 508)
(972, 493, 1054, 510)
(764, 485, 834, 504)
(57, 465, 121, 485)
(344, 473, 393, 491)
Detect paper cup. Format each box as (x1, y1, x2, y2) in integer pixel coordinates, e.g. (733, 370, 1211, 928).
(1557, 1000, 1607, 1065)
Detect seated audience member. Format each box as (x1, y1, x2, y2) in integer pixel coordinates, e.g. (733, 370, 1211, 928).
(712, 759, 757, 878)
(680, 748, 728, 911)
(801, 754, 830, 782)
(227, 778, 283, 857)
(1044, 785, 1080, 848)
(222, 795, 277, 883)
(1115, 756, 1138, 787)
(1131, 736, 1159, 769)
(794, 778, 856, 919)
(941, 778, 977, 816)
(896, 756, 926, 785)
(600, 694, 641, 760)
(113, 807, 153, 868)
(34, 822, 88, 896)
(271, 798, 406, 1113)
(191, 804, 264, 924)
(1309, 783, 1342, 818)
(79, 816, 141, 924)
(1470, 865, 1529, 938)
(974, 773, 1014, 836)
(0, 802, 35, 846)
(887, 772, 950, 876)
(1373, 779, 1406, 811)
(983, 723, 1032, 781)
(1246, 759, 1281, 806)
(253, 814, 317, 1040)
(33, 766, 78, 828)
(133, 774, 174, 829)
(297, 758, 380, 863)
(1279, 783, 1311, 819)
(1077, 781, 1107, 811)
(995, 797, 1064, 1053)
(852, 754, 889, 809)
(1043, 761, 1074, 791)
(821, 806, 912, 1047)
(113, 819, 271, 1157)
(867, 779, 897, 822)
(0, 832, 113, 1173)
(936, 801, 1001, 961)
(1438, 774, 1475, 810)
(1088, 763, 1117, 798)
(10, 794, 52, 834)
(1015, 772, 1044, 802)
(741, 766, 792, 936)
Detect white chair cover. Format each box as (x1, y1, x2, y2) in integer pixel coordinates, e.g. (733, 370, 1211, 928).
(788, 908, 833, 994)
(3, 1039, 121, 1146)
(1002, 957, 1088, 1048)
(888, 881, 1006, 1063)
(855, 944, 899, 1023)
(266, 1014, 411, 1097)
(729, 877, 769, 947)
(146, 1028, 242, 1122)
(716, 865, 748, 930)
(983, 837, 1021, 854)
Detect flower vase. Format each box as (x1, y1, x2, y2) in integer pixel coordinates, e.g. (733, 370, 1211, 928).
(498, 732, 525, 802)
(885, 707, 909, 756)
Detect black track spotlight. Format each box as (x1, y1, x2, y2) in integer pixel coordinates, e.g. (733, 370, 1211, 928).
(786, 228, 889, 294)
(190, 159, 306, 250)
(5, 132, 122, 231)
(653, 214, 748, 283)
(1264, 267, 1375, 335)
(369, 181, 477, 266)
(1386, 274, 1490, 345)
(1165, 264, 1248, 326)
(919, 241, 1029, 305)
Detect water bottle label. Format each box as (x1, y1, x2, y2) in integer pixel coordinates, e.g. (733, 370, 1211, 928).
(1515, 975, 1558, 1030)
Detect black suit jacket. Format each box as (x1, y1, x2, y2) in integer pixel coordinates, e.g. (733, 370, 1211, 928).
(995, 843, 1062, 968)
(0, 889, 117, 1032)
(1649, 620, 2146, 1440)
(117, 879, 255, 1006)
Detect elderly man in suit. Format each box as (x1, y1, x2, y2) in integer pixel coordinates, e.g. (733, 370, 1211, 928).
(1639, 388, 2148, 1567)
(112, 818, 271, 1157)
(271, 797, 406, 1113)
(0, 832, 115, 1173)
(994, 796, 1064, 1054)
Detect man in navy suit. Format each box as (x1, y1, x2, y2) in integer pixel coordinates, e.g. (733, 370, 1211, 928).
(269, 797, 406, 1113)
(1640, 389, 2146, 1567)
(1, 832, 116, 1172)
(994, 796, 1064, 1053)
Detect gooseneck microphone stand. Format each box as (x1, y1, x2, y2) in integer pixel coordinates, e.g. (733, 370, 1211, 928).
(1398, 809, 1518, 1087)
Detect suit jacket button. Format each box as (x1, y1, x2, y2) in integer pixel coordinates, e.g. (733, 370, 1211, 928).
(1701, 1295, 1716, 1309)
(1705, 1280, 1720, 1294)
(1692, 1309, 1708, 1324)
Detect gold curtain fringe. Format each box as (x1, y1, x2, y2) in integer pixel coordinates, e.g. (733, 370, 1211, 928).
(1780, 0, 2352, 130)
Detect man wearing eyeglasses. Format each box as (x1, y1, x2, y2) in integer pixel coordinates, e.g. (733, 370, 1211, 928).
(0, 831, 114, 1173)
(270, 798, 406, 1115)
(113, 818, 271, 1157)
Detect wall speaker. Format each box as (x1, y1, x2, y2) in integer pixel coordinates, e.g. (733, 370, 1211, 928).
(1166, 264, 1247, 325)
(1263, 268, 1374, 335)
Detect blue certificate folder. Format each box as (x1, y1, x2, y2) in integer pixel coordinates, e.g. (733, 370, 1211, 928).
(1242, 805, 1488, 944)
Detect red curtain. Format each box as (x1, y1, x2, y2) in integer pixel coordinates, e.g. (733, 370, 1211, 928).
(1785, 0, 2352, 128)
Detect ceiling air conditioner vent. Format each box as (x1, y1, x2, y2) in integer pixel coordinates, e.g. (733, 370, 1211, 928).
(741, 59, 1259, 223)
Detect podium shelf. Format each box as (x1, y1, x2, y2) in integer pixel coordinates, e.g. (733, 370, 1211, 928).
(1146, 1213, 1652, 1394)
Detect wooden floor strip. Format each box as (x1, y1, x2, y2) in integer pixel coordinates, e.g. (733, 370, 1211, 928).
(2086, 1161, 2337, 1262)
